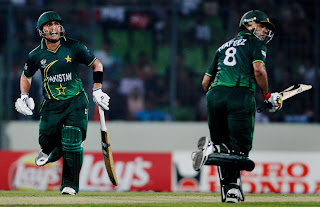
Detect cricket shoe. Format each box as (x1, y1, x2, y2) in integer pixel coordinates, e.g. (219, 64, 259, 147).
(35, 150, 49, 166)
(191, 136, 210, 171)
(226, 188, 241, 203)
(61, 187, 76, 195)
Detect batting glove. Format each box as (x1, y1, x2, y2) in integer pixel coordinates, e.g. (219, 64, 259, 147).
(263, 92, 283, 112)
(15, 93, 35, 116)
(93, 87, 110, 110)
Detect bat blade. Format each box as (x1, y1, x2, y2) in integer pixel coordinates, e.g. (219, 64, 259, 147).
(257, 84, 312, 113)
(99, 107, 118, 186)
(280, 84, 312, 101)
(101, 130, 118, 186)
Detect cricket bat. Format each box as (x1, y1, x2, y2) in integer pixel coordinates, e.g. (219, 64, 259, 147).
(257, 84, 312, 113)
(99, 107, 118, 186)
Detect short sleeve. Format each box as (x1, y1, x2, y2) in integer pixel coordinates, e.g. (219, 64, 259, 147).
(205, 50, 219, 77)
(23, 55, 38, 78)
(252, 41, 267, 65)
(74, 42, 97, 66)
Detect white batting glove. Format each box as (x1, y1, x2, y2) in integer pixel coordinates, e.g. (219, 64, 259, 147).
(15, 93, 35, 116)
(264, 92, 282, 112)
(93, 87, 110, 110)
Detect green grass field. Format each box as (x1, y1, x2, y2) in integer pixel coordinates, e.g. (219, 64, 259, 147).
(1, 191, 320, 207)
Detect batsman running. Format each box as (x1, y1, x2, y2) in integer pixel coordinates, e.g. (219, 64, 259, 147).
(191, 10, 282, 203)
(15, 11, 110, 195)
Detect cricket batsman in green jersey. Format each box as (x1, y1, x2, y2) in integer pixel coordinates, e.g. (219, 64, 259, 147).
(14, 11, 110, 195)
(191, 10, 283, 203)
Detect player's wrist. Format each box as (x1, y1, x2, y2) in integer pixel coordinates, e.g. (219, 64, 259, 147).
(263, 93, 271, 100)
(21, 93, 29, 100)
(93, 87, 102, 92)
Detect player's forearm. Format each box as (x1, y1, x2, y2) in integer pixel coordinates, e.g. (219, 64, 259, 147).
(253, 62, 269, 94)
(256, 76, 269, 95)
(20, 73, 32, 94)
(202, 75, 211, 92)
(91, 59, 103, 72)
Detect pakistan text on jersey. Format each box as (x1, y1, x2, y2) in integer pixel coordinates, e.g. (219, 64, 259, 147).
(47, 73, 72, 83)
(218, 39, 247, 52)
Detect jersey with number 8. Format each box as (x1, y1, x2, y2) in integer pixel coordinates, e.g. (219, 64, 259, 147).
(206, 31, 267, 92)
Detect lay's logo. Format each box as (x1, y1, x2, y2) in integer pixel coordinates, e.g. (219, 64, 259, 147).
(9, 152, 62, 191)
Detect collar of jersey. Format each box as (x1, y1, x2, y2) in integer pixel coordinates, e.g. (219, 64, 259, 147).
(237, 31, 252, 36)
(41, 36, 67, 53)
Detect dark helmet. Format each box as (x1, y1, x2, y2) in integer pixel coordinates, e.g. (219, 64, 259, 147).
(36, 11, 65, 39)
(239, 10, 275, 30)
(239, 10, 275, 43)
(37, 11, 62, 30)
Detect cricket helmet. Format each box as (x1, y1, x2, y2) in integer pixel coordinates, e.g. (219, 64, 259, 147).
(36, 11, 65, 39)
(37, 11, 62, 30)
(239, 10, 275, 30)
(239, 10, 275, 43)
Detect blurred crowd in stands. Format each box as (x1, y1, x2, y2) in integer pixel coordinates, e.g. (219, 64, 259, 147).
(0, 0, 318, 122)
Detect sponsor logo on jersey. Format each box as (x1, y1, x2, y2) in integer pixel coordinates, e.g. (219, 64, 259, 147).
(24, 63, 28, 70)
(47, 72, 72, 83)
(261, 50, 266, 57)
(40, 59, 47, 69)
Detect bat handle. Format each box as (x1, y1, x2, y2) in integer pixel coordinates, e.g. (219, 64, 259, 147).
(99, 107, 107, 131)
(257, 102, 272, 113)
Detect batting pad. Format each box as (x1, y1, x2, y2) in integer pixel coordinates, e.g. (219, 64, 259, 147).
(61, 126, 82, 152)
(60, 126, 83, 193)
(205, 153, 255, 171)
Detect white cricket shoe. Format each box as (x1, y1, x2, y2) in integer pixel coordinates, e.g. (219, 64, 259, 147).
(191, 136, 209, 171)
(35, 150, 49, 166)
(226, 188, 241, 203)
(61, 187, 76, 195)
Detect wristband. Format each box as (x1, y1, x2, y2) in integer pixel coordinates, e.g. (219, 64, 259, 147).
(93, 71, 103, 84)
(263, 93, 271, 100)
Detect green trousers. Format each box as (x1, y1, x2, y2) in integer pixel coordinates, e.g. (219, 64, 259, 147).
(206, 86, 256, 156)
(207, 86, 256, 196)
(38, 92, 89, 154)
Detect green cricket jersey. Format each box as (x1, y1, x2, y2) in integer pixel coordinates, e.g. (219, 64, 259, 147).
(206, 31, 267, 92)
(23, 37, 96, 100)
